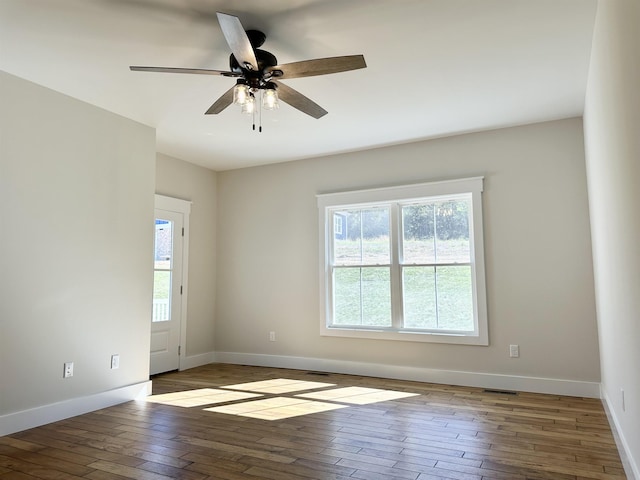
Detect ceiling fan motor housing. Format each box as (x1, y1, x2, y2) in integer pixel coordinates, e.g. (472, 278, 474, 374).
(228, 30, 279, 89)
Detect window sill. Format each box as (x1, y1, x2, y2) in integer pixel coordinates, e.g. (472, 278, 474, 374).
(321, 325, 488, 345)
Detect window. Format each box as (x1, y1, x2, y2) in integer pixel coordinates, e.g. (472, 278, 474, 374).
(317, 177, 488, 345)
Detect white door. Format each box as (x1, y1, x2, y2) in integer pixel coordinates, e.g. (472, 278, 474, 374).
(151, 196, 190, 375)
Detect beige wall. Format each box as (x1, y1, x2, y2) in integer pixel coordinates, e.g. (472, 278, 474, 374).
(155, 153, 217, 359)
(0, 72, 155, 417)
(216, 118, 600, 385)
(584, 0, 640, 475)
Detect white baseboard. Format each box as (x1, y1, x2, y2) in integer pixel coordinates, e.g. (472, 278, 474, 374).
(213, 352, 601, 398)
(0, 381, 152, 437)
(601, 386, 639, 480)
(180, 352, 215, 371)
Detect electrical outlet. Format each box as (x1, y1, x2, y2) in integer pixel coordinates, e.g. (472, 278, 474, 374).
(621, 389, 625, 412)
(111, 354, 120, 370)
(63, 362, 74, 378)
(509, 344, 520, 358)
(269, 331, 276, 342)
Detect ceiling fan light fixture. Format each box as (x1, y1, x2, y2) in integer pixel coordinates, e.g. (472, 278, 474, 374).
(241, 93, 256, 114)
(262, 86, 279, 110)
(233, 82, 250, 105)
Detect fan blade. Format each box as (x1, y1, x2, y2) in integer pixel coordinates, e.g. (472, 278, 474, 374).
(130, 66, 238, 76)
(268, 55, 366, 79)
(205, 87, 235, 115)
(274, 81, 327, 119)
(216, 12, 258, 71)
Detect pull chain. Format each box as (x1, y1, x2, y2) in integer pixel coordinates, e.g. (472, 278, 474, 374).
(259, 90, 263, 133)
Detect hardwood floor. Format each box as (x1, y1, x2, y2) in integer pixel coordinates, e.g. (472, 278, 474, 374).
(0, 364, 626, 479)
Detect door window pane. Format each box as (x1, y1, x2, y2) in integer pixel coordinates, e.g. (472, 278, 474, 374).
(153, 218, 173, 323)
(153, 271, 171, 322)
(154, 219, 173, 269)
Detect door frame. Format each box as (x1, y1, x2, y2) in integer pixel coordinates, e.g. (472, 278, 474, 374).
(154, 194, 191, 372)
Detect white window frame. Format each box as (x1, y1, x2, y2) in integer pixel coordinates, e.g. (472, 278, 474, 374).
(317, 177, 488, 345)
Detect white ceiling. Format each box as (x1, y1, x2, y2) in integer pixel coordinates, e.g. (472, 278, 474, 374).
(0, 0, 597, 171)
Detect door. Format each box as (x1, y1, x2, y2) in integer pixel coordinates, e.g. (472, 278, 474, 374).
(151, 195, 190, 375)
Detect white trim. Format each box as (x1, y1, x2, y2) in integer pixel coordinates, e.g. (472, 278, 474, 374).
(213, 352, 600, 398)
(0, 381, 152, 436)
(154, 194, 191, 372)
(155, 194, 192, 213)
(317, 177, 488, 345)
(601, 386, 639, 480)
(317, 177, 485, 207)
(319, 327, 488, 345)
(179, 352, 216, 371)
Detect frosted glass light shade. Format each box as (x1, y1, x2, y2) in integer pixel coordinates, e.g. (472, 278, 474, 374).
(262, 88, 279, 110)
(241, 94, 255, 114)
(233, 84, 250, 105)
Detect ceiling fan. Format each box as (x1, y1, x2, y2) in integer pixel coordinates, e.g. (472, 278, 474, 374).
(130, 12, 367, 122)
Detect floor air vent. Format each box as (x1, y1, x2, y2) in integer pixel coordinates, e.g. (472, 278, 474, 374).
(483, 389, 518, 395)
(306, 371, 330, 376)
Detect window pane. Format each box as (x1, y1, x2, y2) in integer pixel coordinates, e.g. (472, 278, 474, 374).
(153, 271, 171, 322)
(403, 266, 437, 328)
(333, 267, 391, 327)
(333, 208, 389, 265)
(434, 199, 470, 264)
(403, 266, 474, 331)
(154, 219, 173, 269)
(436, 266, 473, 331)
(361, 209, 389, 264)
(362, 267, 391, 326)
(402, 204, 435, 264)
(403, 199, 471, 265)
(333, 268, 360, 324)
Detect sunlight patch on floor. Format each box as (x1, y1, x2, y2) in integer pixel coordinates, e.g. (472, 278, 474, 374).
(297, 386, 420, 405)
(145, 388, 262, 407)
(221, 378, 336, 394)
(145, 378, 420, 420)
(204, 396, 347, 420)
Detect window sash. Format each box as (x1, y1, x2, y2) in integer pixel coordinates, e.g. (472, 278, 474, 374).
(401, 264, 475, 333)
(331, 265, 392, 328)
